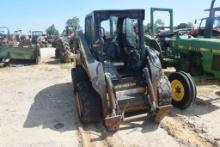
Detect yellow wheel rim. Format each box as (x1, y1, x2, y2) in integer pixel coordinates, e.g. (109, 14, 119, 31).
(171, 80, 185, 102)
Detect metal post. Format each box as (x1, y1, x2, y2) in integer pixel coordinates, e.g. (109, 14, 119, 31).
(150, 8, 174, 36)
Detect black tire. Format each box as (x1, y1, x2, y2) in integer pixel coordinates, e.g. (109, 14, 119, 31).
(71, 66, 102, 123)
(63, 40, 70, 51)
(35, 56, 40, 64)
(53, 38, 60, 58)
(178, 71, 197, 103)
(60, 38, 71, 63)
(55, 48, 60, 58)
(53, 38, 67, 59)
(157, 75, 172, 106)
(34, 46, 41, 64)
(168, 71, 195, 109)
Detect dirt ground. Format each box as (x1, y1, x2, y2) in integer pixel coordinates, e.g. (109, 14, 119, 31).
(0, 48, 220, 147)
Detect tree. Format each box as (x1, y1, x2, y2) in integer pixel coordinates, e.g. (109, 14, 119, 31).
(187, 22, 194, 28)
(155, 19, 165, 28)
(176, 22, 194, 29)
(154, 19, 165, 33)
(144, 23, 151, 34)
(65, 17, 80, 33)
(144, 19, 165, 34)
(46, 24, 59, 36)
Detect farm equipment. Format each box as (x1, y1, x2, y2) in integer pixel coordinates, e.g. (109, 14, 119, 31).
(32, 31, 48, 48)
(52, 30, 79, 63)
(0, 26, 40, 65)
(0, 26, 10, 45)
(71, 10, 196, 131)
(147, 1, 220, 79)
(190, 0, 220, 38)
(32, 31, 43, 44)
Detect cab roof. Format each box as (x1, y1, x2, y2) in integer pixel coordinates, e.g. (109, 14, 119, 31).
(86, 9, 145, 20)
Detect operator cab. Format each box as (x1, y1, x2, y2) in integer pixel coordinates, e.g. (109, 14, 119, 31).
(192, 1, 220, 38)
(32, 31, 43, 44)
(196, 17, 220, 37)
(85, 10, 146, 81)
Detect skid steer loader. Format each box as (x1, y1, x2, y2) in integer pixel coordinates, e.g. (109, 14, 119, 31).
(71, 10, 196, 131)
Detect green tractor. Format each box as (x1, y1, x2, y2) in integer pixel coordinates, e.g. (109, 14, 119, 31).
(0, 26, 40, 65)
(71, 9, 196, 131)
(146, 0, 220, 79)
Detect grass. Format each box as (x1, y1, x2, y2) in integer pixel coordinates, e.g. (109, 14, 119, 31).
(59, 63, 74, 70)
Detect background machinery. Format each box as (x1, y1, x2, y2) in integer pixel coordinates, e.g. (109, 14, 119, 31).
(52, 30, 79, 63)
(32, 31, 43, 45)
(71, 10, 196, 131)
(0, 26, 40, 65)
(32, 31, 48, 48)
(146, 0, 220, 79)
(190, 0, 220, 38)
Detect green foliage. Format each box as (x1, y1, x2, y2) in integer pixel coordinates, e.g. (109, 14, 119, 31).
(65, 17, 80, 34)
(176, 22, 194, 29)
(144, 23, 151, 34)
(46, 24, 59, 36)
(144, 19, 165, 34)
(155, 19, 165, 28)
(145, 20, 194, 34)
(60, 63, 73, 70)
(187, 22, 194, 28)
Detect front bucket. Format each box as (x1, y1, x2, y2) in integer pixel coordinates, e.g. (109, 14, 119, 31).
(105, 115, 122, 131)
(154, 105, 172, 123)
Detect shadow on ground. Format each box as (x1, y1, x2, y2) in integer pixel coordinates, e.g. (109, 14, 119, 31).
(118, 117, 160, 133)
(174, 97, 220, 117)
(173, 75, 220, 116)
(23, 83, 79, 132)
(46, 59, 61, 65)
(0, 59, 38, 68)
(23, 78, 220, 135)
(194, 75, 220, 86)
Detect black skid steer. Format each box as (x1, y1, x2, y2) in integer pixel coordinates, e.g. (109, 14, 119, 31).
(71, 10, 196, 131)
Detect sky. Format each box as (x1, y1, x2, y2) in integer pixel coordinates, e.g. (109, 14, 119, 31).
(0, 0, 219, 34)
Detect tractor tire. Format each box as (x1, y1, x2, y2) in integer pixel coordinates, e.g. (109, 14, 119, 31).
(61, 39, 72, 63)
(34, 46, 41, 64)
(55, 48, 60, 58)
(35, 56, 40, 64)
(63, 39, 70, 51)
(178, 71, 197, 103)
(168, 71, 196, 109)
(71, 66, 102, 123)
(146, 75, 172, 123)
(157, 75, 172, 106)
(53, 38, 61, 58)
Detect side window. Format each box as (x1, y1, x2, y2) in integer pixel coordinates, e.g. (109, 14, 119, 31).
(123, 18, 139, 48)
(100, 16, 118, 39)
(200, 19, 206, 29)
(213, 19, 220, 29)
(100, 19, 111, 38)
(85, 17, 92, 44)
(111, 16, 118, 36)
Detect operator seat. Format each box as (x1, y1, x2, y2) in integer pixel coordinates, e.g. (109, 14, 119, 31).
(121, 33, 142, 71)
(103, 38, 121, 61)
